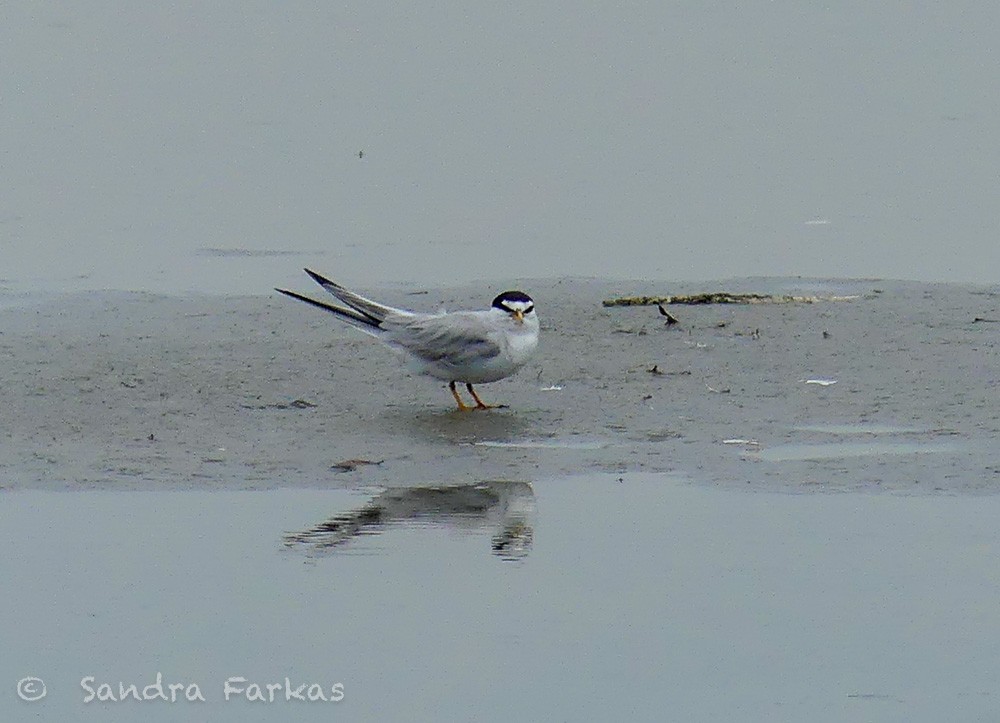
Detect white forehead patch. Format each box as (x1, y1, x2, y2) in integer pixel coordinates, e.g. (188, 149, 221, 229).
(501, 300, 534, 316)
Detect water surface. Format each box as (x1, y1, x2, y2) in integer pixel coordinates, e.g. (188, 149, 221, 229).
(4, 475, 1000, 721)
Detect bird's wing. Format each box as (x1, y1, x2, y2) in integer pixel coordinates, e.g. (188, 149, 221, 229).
(304, 268, 413, 326)
(383, 312, 502, 366)
(274, 287, 381, 333)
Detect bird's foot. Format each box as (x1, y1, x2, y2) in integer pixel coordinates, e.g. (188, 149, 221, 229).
(466, 384, 506, 410)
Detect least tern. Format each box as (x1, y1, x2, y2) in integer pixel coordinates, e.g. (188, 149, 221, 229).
(276, 269, 539, 410)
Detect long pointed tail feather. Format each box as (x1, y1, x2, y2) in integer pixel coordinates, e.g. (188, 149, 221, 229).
(274, 287, 381, 330)
(303, 268, 407, 324)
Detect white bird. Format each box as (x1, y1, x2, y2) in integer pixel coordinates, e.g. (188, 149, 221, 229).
(276, 269, 539, 410)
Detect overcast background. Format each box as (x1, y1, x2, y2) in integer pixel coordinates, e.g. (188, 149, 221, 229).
(3, 2, 998, 294)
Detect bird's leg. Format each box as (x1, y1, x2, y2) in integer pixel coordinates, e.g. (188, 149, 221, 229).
(449, 381, 472, 411)
(466, 383, 494, 410)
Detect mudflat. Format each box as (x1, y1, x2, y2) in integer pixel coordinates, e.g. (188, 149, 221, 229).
(2, 278, 996, 493)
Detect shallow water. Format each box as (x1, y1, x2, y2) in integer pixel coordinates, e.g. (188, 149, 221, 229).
(5, 5, 1000, 293)
(4, 475, 1000, 721)
(751, 439, 963, 462)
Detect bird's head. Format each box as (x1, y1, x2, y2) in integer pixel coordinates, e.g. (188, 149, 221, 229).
(491, 291, 535, 325)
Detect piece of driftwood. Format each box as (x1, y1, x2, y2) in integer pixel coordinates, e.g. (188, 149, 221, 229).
(330, 459, 385, 473)
(603, 292, 860, 307)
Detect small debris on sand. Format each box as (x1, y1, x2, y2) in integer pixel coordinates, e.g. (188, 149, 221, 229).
(613, 327, 648, 335)
(240, 398, 318, 410)
(656, 303, 680, 325)
(330, 459, 385, 473)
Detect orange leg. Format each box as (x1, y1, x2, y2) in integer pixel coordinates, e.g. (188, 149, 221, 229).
(449, 381, 472, 411)
(466, 383, 493, 410)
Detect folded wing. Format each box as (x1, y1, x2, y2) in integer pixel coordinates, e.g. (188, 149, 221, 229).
(384, 313, 502, 368)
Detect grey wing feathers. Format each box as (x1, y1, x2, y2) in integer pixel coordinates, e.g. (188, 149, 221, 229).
(278, 270, 501, 369)
(385, 313, 502, 366)
(304, 268, 410, 326)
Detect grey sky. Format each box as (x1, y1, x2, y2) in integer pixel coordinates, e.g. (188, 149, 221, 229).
(3, 2, 998, 293)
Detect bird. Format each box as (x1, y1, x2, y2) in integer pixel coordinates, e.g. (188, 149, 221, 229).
(275, 269, 539, 410)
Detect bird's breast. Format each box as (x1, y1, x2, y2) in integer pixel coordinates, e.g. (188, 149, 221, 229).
(506, 326, 539, 366)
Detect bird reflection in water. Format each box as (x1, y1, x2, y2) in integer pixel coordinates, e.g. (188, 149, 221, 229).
(284, 480, 535, 561)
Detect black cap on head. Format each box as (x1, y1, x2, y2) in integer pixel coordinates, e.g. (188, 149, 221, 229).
(491, 290, 534, 311)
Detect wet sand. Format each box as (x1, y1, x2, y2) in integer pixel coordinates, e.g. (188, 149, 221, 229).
(1, 277, 997, 493)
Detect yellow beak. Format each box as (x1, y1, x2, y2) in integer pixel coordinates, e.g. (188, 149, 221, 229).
(513, 310, 524, 323)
